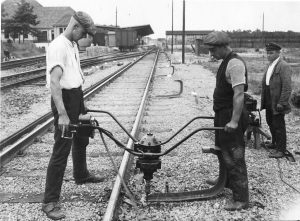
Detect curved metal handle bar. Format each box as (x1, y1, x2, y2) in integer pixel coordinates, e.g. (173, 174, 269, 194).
(96, 126, 224, 157)
(86, 109, 138, 142)
(101, 126, 223, 157)
(160, 116, 214, 145)
(161, 127, 224, 156)
(72, 124, 224, 157)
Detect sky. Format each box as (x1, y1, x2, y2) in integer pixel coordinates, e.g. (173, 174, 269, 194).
(2, 0, 300, 38)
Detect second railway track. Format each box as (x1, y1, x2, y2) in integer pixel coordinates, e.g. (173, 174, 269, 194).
(0, 52, 143, 90)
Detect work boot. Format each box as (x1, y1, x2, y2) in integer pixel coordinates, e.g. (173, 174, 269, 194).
(263, 142, 276, 149)
(42, 202, 65, 220)
(75, 173, 105, 185)
(269, 150, 284, 158)
(224, 200, 249, 211)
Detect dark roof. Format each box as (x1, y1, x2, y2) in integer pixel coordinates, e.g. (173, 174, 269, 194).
(95, 25, 120, 32)
(1, 0, 75, 29)
(53, 13, 73, 27)
(94, 24, 154, 37)
(122, 25, 154, 37)
(165, 30, 213, 35)
(35, 7, 74, 29)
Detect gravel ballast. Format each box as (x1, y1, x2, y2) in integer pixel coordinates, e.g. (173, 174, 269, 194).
(0, 51, 299, 220)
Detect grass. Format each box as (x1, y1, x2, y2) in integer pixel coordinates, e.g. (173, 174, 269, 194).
(197, 50, 300, 94)
(1, 41, 45, 60)
(197, 48, 300, 115)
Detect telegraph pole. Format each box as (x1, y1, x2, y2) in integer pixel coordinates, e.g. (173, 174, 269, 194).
(262, 12, 265, 64)
(116, 6, 118, 27)
(262, 12, 264, 45)
(182, 0, 185, 64)
(171, 0, 174, 54)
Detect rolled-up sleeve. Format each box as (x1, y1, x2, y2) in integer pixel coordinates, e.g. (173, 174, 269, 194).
(46, 44, 66, 88)
(226, 59, 246, 88)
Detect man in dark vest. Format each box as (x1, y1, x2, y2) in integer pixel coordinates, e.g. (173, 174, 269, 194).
(203, 31, 249, 210)
(261, 42, 292, 158)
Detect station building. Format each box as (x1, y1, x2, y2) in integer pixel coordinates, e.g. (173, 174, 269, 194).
(1, 0, 154, 50)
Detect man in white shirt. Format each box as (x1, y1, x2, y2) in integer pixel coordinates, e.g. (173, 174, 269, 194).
(42, 11, 104, 220)
(260, 42, 292, 158)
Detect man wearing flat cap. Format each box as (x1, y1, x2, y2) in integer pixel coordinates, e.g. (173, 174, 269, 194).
(203, 31, 249, 210)
(261, 42, 292, 158)
(42, 11, 103, 220)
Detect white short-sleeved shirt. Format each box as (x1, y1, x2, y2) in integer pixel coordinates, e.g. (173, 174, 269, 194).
(46, 34, 84, 89)
(225, 58, 246, 88)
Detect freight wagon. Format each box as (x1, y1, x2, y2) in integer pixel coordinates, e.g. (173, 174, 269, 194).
(78, 30, 106, 51)
(116, 29, 138, 51)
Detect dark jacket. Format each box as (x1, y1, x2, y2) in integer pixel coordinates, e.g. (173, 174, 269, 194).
(261, 57, 292, 114)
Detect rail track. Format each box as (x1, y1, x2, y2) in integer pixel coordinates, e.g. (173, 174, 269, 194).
(0, 51, 146, 90)
(1, 50, 298, 220)
(0, 49, 162, 220)
(1, 51, 88, 70)
(1, 55, 46, 70)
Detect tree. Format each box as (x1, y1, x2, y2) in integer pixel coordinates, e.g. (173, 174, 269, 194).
(2, 0, 39, 43)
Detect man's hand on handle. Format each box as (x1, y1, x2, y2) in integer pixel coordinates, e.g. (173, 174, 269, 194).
(224, 120, 238, 133)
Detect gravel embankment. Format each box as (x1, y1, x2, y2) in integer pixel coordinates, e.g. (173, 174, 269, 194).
(1, 52, 299, 220)
(118, 52, 300, 220)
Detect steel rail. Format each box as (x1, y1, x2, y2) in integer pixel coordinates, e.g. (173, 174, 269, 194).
(1, 55, 46, 70)
(0, 52, 146, 90)
(0, 51, 120, 70)
(0, 52, 131, 82)
(103, 50, 160, 221)
(0, 50, 153, 168)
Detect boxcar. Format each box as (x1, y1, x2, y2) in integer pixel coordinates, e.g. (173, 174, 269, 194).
(116, 29, 138, 51)
(93, 32, 106, 46)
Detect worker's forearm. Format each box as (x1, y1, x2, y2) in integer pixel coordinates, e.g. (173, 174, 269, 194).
(50, 81, 67, 116)
(231, 92, 244, 123)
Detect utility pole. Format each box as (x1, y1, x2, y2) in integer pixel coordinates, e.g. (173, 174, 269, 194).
(116, 6, 118, 27)
(171, 0, 174, 54)
(262, 12, 264, 46)
(182, 0, 185, 64)
(262, 12, 265, 64)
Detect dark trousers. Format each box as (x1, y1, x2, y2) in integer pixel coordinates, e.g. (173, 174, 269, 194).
(214, 108, 249, 202)
(43, 87, 89, 203)
(265, 108, 286, 152)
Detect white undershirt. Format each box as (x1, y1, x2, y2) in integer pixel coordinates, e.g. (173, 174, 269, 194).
(266, 57, 280, 86)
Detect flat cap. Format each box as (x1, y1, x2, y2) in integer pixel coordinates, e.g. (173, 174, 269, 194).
(203, 31, 230, 48)
(266, 42, 281, 51)
(73, 11, 96, 36)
